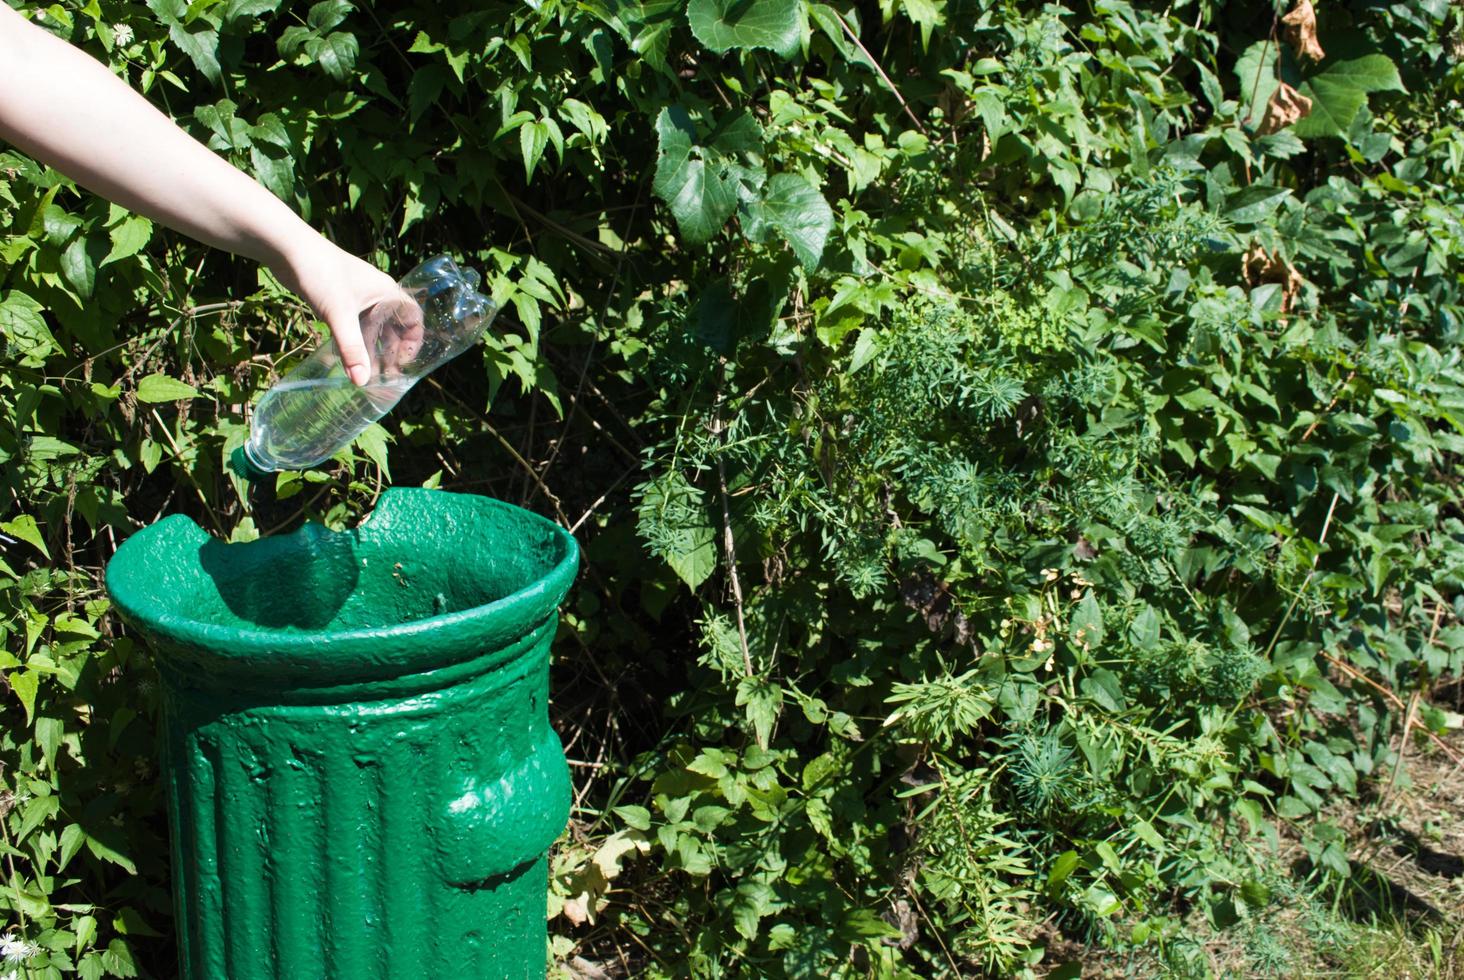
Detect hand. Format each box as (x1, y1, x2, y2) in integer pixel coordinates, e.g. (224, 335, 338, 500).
(269, 239, 421, 386)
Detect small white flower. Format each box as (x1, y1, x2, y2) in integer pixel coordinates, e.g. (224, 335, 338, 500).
(112, 22, 135, 45)
(2, 968, 19, 980)
(0, 933, 38, 962)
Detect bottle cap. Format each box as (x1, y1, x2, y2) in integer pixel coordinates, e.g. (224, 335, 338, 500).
(230, 446, 272, 482)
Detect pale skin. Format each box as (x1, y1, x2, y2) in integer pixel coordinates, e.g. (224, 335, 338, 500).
(0, 4, 408, 386)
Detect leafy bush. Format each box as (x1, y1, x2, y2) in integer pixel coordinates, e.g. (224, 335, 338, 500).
(3, 0, 1463, 975)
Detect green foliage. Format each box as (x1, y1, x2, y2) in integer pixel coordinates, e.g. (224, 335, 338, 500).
(3, 0, 1464, 975)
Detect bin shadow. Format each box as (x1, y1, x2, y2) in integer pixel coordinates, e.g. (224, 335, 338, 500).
(196, 526, 360, 631)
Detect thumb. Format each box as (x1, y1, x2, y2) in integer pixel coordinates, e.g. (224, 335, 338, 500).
(325, 304, 372, 386)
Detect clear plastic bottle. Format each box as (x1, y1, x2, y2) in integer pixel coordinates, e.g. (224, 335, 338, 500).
(231, 255, 495, 478)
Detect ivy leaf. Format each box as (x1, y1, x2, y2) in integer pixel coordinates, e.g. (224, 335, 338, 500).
(1234, 41, 1285, 128)
(628, 0, 681, 73)
(8, 669, 38, 726)
(145, 0, 222, 84)
(1295, 54, 1405, 138)
(250, 144, 296, 201)
(521, 121, 549, 182)
(307, 0, 353, 32)
(313, 31, 359, 81)
(687, 0, 802, 58)
(354, 422, 392, 479)
(900, 0, 943, 50)
(1225, 186, 1292, 225)
(709, 111, 764, 156)
(408, 64, 447, 124)
(136, 374, 200, 403)
(736, 675, 783, 749)
(653, 107, 740, 245)
(745, 173, 834, 270)
(1, 515, 50, 558)
(61, 236, 97, 300)
(103, 216, 153, 267)
(223, 0, 282, 22)
(0, 291, 58, 361)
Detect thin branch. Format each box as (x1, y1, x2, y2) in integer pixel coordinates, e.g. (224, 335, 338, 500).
(1383, 602, 1447, 803)
(1321, 652, 1464, 767)
(832, 10, 928, 136)
(1261, 490, 1339, 663)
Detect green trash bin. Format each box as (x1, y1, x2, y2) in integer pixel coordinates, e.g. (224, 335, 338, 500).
(105, 488, 578, 979)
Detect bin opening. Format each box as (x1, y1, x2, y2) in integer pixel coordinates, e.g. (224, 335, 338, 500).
(109, 489, 574, 639)
(190, 530, 523, 632)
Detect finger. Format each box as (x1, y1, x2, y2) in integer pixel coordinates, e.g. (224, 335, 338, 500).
(398, 295, 425, 359)
(327, 306, 372, 386)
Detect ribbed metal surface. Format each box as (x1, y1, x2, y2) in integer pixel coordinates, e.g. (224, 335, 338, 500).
(160, 627, 568, 980)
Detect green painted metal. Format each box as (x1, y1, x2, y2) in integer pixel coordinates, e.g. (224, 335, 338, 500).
(105, 488, 579, 979)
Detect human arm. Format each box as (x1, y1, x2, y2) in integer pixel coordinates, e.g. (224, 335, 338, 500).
(0, 4, 399, 385)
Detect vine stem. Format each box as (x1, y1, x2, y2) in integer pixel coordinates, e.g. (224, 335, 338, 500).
(831, 10, 928, 137)
(1260, 490, 1339, 664)
(711, 386, 753, 677)
(0, 804, 37, 980)
(149, 408, 227, 538)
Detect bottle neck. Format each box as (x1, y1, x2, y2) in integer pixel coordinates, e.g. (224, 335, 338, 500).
(230, 441, 274, 481)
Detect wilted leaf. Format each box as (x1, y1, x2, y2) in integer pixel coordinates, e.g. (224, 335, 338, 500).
(1281, 0, 1324, 62)
(1243, 243, 1304, 312)
(1258, 82, 1312, 135)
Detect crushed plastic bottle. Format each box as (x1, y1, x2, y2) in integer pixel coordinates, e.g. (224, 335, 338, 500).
(231, 255, 495, 478)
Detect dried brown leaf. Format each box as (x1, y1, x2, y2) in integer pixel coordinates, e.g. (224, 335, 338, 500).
(562, 894, 592, 927)
(1282, 0, 1326, 62)
(1243, 243, 1305, 312)
(1257, 82, 1313, 135)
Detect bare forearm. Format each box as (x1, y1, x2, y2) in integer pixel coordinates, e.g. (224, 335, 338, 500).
(0, 5, 313, 269)
(0, 6, 408, 385)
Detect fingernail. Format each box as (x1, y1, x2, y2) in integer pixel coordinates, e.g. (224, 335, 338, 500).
(349, 364, 369, 385)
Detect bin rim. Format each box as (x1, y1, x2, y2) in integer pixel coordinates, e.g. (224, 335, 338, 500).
(104, 488, 579, 679)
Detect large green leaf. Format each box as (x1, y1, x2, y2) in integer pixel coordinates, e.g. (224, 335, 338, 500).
(1295, 54, 1405, 138)
(521, 121, 549, 182)
(653, 107, 740, 245)
(1233, 40, 1281, 128)
(687, 0, 802, 58)
(745, 173, 834, 270)
(637, 472, 718, 590)
(250, 144, 296, 201)
(1234, 40, 1403, 139)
